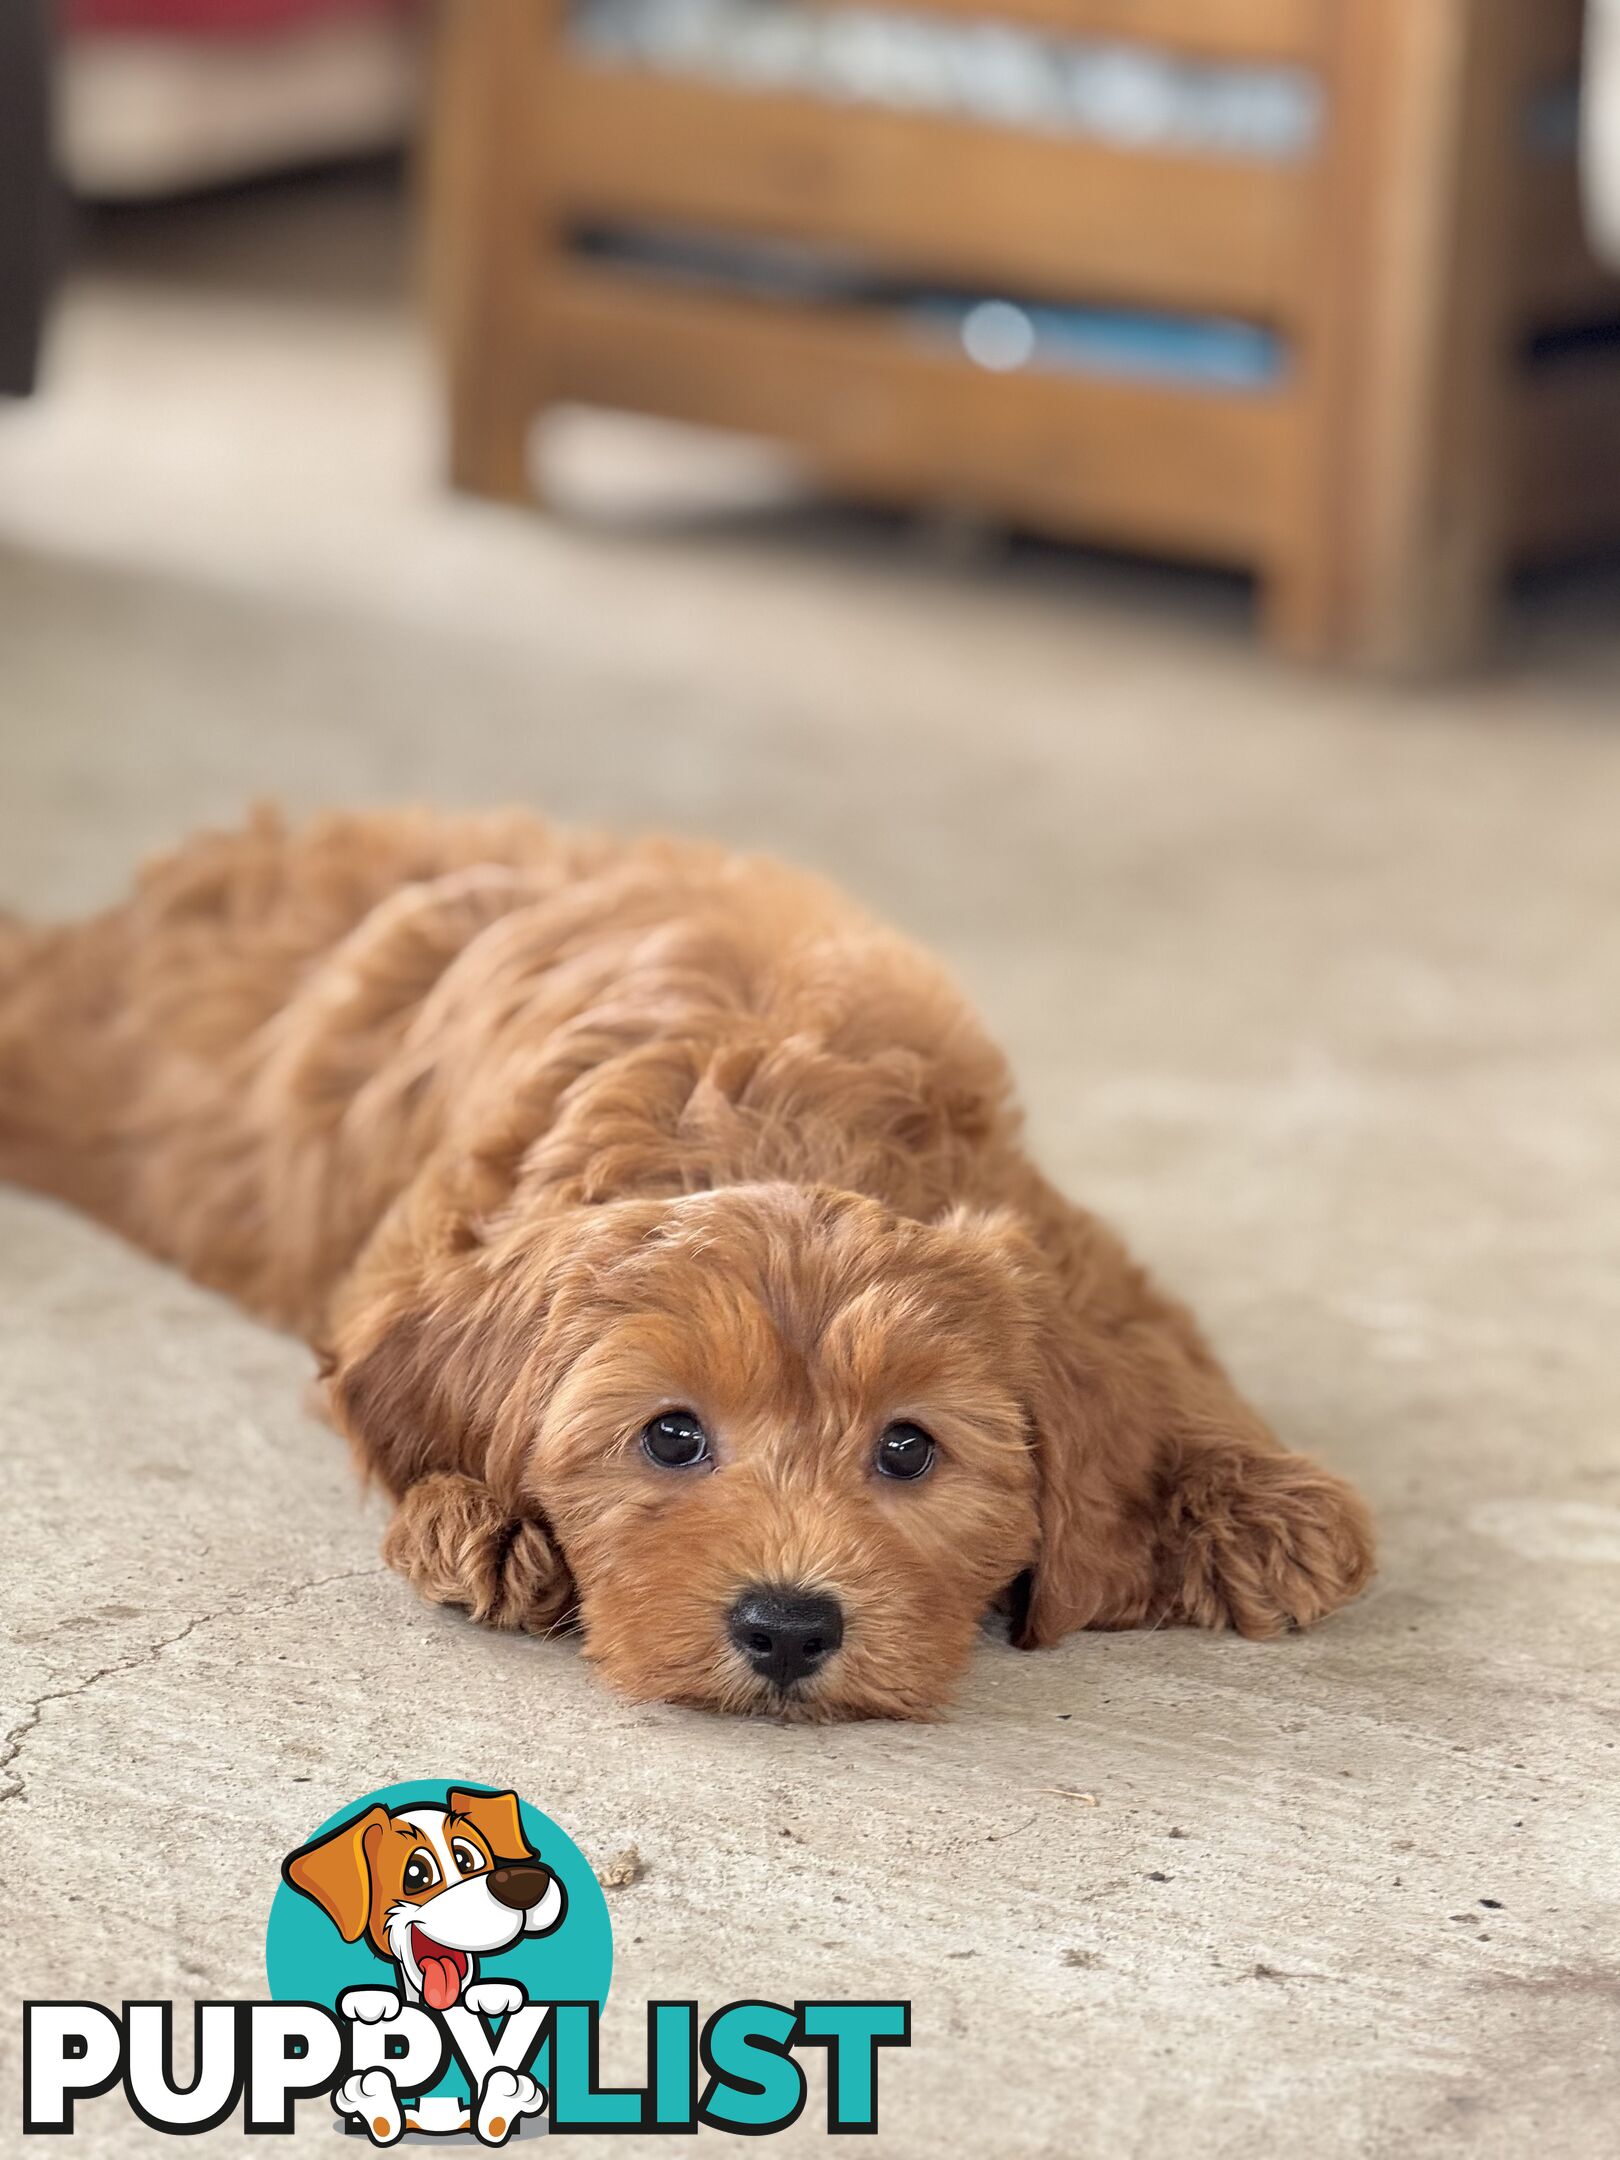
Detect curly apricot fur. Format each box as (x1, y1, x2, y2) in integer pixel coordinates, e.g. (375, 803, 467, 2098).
(0, 807, 1373, 1717)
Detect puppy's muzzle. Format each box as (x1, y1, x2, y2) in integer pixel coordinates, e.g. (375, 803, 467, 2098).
(488, 1863, 553, 1912)
(728, 1584, 845, 1689)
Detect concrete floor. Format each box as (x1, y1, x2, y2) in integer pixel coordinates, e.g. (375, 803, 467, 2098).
(2, 175, 1619, 2158)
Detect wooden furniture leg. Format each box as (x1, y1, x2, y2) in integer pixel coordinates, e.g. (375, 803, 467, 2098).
(1275, 0, 1524, 671)
(427, 0, 553, 504)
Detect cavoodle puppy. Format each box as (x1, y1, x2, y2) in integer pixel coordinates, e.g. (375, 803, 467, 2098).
(0, 808, 1372, 1718)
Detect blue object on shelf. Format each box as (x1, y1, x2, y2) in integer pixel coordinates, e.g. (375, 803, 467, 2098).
(579, 229, 1289, 393)
(911, 298, 1287, 391)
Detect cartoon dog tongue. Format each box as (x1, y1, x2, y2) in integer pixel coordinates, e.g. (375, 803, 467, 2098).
(420, 1954, 461, 2010)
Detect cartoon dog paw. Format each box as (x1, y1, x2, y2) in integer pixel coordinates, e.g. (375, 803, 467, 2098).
(338, 1986, 402, 2025)
(476, 2067, 546, 2146)
(335, 2067, 403, 2146)
(464, 1979, 527, 2019)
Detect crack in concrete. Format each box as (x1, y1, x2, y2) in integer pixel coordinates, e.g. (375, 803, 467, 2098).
(0, 1561, 389, 1804)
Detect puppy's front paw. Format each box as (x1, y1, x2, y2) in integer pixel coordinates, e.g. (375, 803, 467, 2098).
(335, 2068, 403, 2145)
(463, 1978, 527, 2018)
(476, 2067, 547, 2146)
(337, 1987, 402, 2025)
(382, 1473, 574, 1634)
(1166, 1443, 1375, 1638)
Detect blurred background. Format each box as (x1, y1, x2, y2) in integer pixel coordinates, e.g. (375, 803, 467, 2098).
(0, 0, 1615, 1437)
(2, 1, 1620, 1450)
(4, 0, 1620, 1299)
(1, 0, 1618, 1067)
(5, 11, 1620, 2145)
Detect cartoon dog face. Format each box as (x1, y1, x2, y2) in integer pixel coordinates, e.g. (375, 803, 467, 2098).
(283, 1787, 565, 2008)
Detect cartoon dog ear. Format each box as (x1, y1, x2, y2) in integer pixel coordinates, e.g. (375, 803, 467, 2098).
(282, 1804, 391, 1943)
(447, 1788, 533, 1864)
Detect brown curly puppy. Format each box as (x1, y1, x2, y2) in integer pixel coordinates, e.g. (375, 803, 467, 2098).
(0, 808, 1373, 1718)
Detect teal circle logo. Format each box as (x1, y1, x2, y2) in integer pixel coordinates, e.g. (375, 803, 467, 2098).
(265, 1779, 612, 2014)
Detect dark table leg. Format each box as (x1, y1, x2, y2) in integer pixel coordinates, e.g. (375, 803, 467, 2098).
(0, 0, 57, 397)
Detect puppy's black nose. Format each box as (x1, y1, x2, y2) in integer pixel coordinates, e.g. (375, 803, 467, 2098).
(488, 1863, 551, 1911)
(728, 1585, 844, 1688)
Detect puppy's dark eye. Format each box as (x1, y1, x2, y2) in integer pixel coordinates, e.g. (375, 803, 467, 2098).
(641, 1410, 710, 1469)
(402, 1850, 440, 1894)
(451, 1839, 485, 1877)
(875, 1422, 936, 1481)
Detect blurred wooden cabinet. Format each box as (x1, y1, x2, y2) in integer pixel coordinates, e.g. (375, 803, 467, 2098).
(429, 0, 1620, 671)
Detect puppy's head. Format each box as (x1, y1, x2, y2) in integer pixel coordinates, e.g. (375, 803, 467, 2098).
(524, 1186, 1051, 1719)
(332, 1185, 1048, 1719)
(330, 1173, 1374, 1718)
(282, 1788, 562, 2007)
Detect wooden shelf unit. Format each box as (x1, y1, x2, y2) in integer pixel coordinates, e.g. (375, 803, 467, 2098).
(431, 0, 1620, 671)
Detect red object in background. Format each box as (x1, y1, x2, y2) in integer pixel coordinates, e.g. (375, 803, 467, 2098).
(64, 0, 405, 32)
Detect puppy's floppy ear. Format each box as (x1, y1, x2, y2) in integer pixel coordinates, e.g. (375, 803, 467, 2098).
(328, 1301, 445, 1493)
(282, 1804, 391, 1943)
(447, 1787, 534, 1864)
(324, 1186, 648, 1502)
(976, 1208, 1374, 1647)
(1009, 1313, 1166, 1646)
(327, 1284, 504, 1497)
(325, 1201, 563, 1500)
